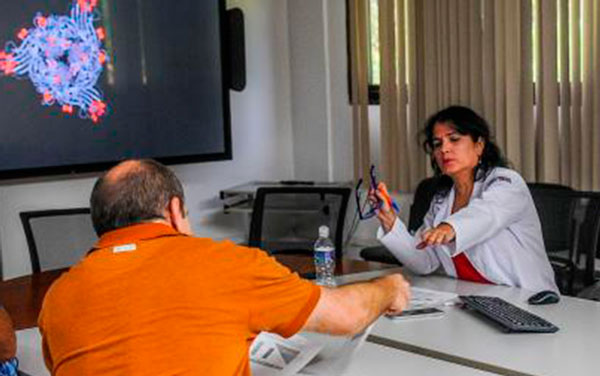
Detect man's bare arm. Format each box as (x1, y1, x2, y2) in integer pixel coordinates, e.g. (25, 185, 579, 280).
(302, 273, 410, 336)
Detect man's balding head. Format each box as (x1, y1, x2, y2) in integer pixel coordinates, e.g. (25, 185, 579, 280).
(90, 159, 186, 236)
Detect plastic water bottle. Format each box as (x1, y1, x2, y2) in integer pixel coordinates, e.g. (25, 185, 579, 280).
(314, 225, 336, 287)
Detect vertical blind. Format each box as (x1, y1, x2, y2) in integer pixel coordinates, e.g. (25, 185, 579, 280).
(349, 0, 600, 191)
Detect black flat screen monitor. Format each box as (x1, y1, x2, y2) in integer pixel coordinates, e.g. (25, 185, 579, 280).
(0, 0, 231, 179)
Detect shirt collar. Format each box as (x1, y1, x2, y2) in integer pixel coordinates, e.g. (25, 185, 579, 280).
(93, 222, 183, 249)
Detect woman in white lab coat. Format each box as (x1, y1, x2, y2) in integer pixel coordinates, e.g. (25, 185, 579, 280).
(374, 106, 558, 293)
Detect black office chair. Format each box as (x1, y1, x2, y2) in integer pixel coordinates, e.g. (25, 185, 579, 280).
(20, 208, 97, 273)
(360, 177, 438, 265)
(527, 183, 579, 294)
(248, 187, 351, 260)
(577, 192, 600, 300)
(407, 177, 439, 233)
(573, 191, 600, 291)
(578, 281, 600, 301)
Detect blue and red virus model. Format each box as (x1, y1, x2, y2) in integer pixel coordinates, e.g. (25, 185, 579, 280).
(0, 0, 108, 122)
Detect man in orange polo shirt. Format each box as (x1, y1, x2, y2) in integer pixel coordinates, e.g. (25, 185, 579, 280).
(38, 159, 411, 376)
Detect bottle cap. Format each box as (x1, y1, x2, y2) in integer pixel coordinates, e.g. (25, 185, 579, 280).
(318, 225, 329, 238)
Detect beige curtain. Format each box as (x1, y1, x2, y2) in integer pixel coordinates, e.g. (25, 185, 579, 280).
(350, 0, 600, 191)
(375, 0, 423, 190)
(349, 0, 372, 182)
(378, 0, 414, 190)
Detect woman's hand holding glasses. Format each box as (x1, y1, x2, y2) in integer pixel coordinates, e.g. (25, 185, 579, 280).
(370, 181, 456, 249)
(369, 182, 397, 234)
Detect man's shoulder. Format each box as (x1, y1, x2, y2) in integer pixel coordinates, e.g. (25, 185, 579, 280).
(42, 261, 92, 299)
(162, 236, 277, 270)
(168, 236, 264, 256)
(39, 267, 79, 324)
(44, 238, 274, 294)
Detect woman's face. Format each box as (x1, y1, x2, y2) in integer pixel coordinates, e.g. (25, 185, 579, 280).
(432, 122, 484, 180)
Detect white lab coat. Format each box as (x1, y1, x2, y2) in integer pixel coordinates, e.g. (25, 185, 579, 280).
(378, 167, 559, 293)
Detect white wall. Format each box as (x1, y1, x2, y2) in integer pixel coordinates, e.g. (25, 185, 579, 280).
(286, 0, 382, 182)
(0, 0, 295, 279)
(324, 0, 355, 183)
(287, 0, 353, 182)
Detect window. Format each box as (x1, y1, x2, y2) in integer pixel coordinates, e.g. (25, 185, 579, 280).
(367, 0, 380, 104)
(346, 0, 381, 104)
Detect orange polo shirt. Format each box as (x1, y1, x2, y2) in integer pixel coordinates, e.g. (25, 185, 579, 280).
(38, 223, 320, 376)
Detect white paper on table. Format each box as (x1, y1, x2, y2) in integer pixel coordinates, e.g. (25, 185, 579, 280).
(298, 324, 373, 376)
(250, 332, 322, 376)
(16, 327, 50, 376)
(409, 287, 458, 309)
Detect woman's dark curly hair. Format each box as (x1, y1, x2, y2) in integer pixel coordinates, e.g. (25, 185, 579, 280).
(420, 105, 508, 198)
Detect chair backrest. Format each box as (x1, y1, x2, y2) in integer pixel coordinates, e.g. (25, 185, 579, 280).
(527, 183, 576, 253)
(408, 177, 438, 233)
(249, 187, 351, 259)
(20, 208, 97, 273)
(575, 191, 600, 286)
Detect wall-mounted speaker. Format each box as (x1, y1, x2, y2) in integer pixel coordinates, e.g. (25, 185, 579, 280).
(226, 8, 246, 91)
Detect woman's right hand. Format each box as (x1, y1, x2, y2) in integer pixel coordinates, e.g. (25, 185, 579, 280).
(416, 223, 455, 249)
(369, 182, 397, 234)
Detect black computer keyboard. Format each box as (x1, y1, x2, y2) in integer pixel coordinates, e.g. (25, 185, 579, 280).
(460, 295, 559, 333)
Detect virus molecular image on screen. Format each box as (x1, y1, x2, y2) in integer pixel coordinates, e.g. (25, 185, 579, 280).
(0, 0, 108, 122)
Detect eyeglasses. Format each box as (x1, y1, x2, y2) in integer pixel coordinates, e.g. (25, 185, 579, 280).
(355, 165, 400, 220)
(355, 165, 381, 220)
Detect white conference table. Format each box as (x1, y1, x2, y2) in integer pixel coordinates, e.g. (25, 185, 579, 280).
(342, 341, 496, 376)
(338, 269, 600, 376)
(17, 327, 497, 376)
(16, 268, 600, 376)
